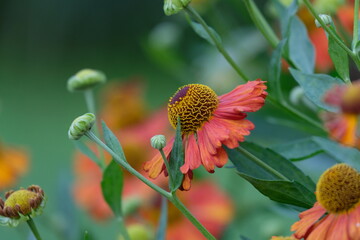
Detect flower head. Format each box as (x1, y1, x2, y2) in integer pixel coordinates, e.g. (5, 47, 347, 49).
(291, 163, 360, 239)
(0, 185, 45, 227)
(68, 113, 96, 140)
(321, 81, 360, 148)
(164, 0, 191, 16)
(144, 80, 267, 190)
(67, 69, 106, 92)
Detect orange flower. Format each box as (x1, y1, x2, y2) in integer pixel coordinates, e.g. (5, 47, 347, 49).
(321, 81, 360, 148)
(291, 163, 360, 239)
(144, 81, 267, 190)
(0, 142, 28, 191)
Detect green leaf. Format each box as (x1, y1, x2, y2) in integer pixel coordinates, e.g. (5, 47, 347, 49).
(73, 141, 102, 167)
(101, 160, 124, 218)
(268, 39, 286, 98)
(168, 118, 184, 192)
(187, 18, 221, 46)
(84, 231, 89, 240)
(285, 17, 315, 73)
(289, 68, 344, 111)
(272, 137, 360, 170)
(102, 121, 127, 163)
(328, 35, 349, 82)
(227, 142, 316, 208)
(275, 0, 298, 37)
(155, 197, 168, 240)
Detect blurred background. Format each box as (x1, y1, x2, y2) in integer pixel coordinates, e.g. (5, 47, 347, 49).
(0, 0, 346, 239)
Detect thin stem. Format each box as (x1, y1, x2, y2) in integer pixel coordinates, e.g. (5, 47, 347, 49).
(83, 89, 106, 169)
(159, 149, 172, 186)
(236, 146, 290, 181)
(302, 0, 360, 69)
(118, 217, 130, 240)
(85, 131, 171, 199)
(27, 217, 42, 240)
(171, 193, 216, 240)
(86, 131, 216, 240)
(353, 0, 359, 50)
(184, 5, 249, 83)
(243, 0, 279, 48)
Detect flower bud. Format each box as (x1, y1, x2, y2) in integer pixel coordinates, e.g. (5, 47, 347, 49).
(164, 0, 191, 16)
(68, 113, 96, 140)
(67, 69, 106, 92)
(315, 14, 333, 28)
(0, 185, 45, 227)
(150, 135, 166, 150)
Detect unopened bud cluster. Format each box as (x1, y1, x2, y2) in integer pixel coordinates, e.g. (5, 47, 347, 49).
(68, 113, 96, 140)
(67, 69, 106, 92)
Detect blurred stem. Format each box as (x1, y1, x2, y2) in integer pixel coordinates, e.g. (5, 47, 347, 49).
(243, 0, 279, 48)
(84, 89, 106, 169)
(353, 0, 359, 50)
(118, 217, 130, 240)
(171, 193, 216, 240)
(184, 5, 249, 83)
(87, 131, 216, 240)
(302, 0, 360, 69)
(236, 146, 290, 181)
(27, 217, 42, 240)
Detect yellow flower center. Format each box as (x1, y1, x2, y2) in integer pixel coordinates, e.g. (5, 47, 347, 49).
(4, 190, 37, 215)
(168, 84, 218, 134)
(316, 163, 360, 213)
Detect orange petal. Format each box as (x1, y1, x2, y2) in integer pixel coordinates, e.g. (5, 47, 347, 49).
(180, 134, 201, 174)
(307, 214, 334, 240)
(325, 214, 349, 240)
(291, 202, 327, 238)
(348, 205, 360, 239)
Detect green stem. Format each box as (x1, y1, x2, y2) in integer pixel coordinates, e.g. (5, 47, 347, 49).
(84, 89, 106, 169)
(27, 217, 42, 240)
(184, 5, 249, 83)
(171, 193, 216, 240)
(243, 0, 279, 48)
(87, 131, 216, 240)
(353, 0, 359, 50)
(302, 0, 360, 69)
(159, 149, 172, 187)
(118, 217, 130, 240)
(236, 146, 290, 181)
(85, 131, 171, 198)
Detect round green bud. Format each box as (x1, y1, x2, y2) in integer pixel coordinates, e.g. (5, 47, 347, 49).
(119, 224, 153, 240)
(164, 0, 191, 16)
(150, 135, 166, 150)
(68, 113, 96, 140)
(315, 14, 333, 28)
(67, 69, 106, 92)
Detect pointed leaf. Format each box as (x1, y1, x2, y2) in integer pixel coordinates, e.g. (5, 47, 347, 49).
(168, 118, 184, 192)
(285, 17, 315, 73)
(289, 68, 344, 111)
(187, 18, 221, 46)
(101, 160, 124, 218)
(102, 121, 127, 162)
(328, 35, 349, 82)
(268, 39, 286, 98)
(272, 136, 360, 170)
(227, 142, 316, 208)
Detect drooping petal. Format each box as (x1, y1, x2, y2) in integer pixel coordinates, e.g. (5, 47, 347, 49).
(143, 137, 174, 178)
(180, 134, 202, 174)
(306, 214, 334, 240)
(291, 202, 327, 239)
(217, 80, 267, 115)
(180, 171, 193, 191)
(348, 205, 360, 239)
(325, 214, 349, 240)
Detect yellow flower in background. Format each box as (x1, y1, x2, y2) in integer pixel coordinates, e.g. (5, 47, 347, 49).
(0, 142, 28, 191)
(291, 164, 360, 239)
